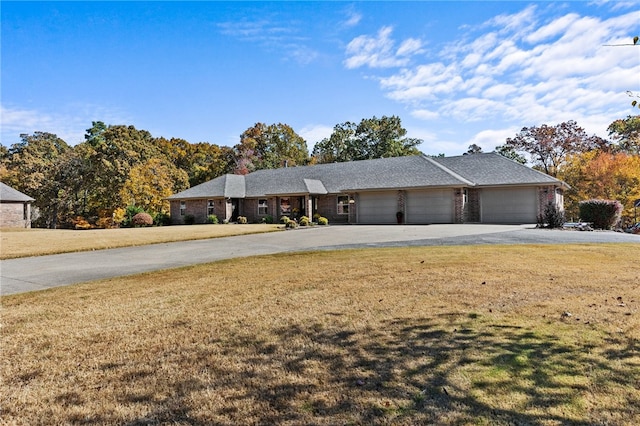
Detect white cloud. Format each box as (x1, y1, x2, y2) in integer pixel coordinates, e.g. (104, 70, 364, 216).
(360, 5, 639, 150)
(0, 104, 130, 146)
(299, 124, 334, 150)
(343, 9, 362, 27)
(344, 26, 424, 69)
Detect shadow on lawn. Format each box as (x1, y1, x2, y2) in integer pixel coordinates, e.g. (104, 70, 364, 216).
(121, 315, 638, 425)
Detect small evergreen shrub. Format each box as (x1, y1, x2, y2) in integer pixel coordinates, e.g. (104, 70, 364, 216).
(540, 202, 565, 229)
(122, 205, 145, 227)
(154, 212, 172, 226)
(207, 214, 219, 224)
(237, 216, 248, 224)
(132, 212, 153, 227)
(299, 216, 310, 226)
(317, 216, 328, 225)
(280, 216, 291, 224)
(312, 213, 321, 221)
(262, 215, 274, 224)
(184, 214, 196, 225)
(579, 199, 623, 229)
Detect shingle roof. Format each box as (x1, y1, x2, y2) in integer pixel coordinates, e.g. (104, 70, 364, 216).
(432, 153, 565, 186)
(0, 182, 35, 202)
(168, 153, 565, 200)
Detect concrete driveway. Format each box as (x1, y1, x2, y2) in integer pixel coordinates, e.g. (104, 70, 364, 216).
(1, 224, 638, 296)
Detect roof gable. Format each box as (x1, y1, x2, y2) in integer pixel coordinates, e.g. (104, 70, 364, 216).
(0, 182, 35, 202)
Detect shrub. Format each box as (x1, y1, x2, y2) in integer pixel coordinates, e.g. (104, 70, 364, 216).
(184, 214, 196, 225)
(154, 212, 172, 226)
(317, 216, 328, 225)
(73, 216, 92, 230)
(286, 219, 298, 229)
(132, 212, 153, 227)
(312, 213, 321, 221)
(95, 216, 114, 229)
(299, 216, 310, 226)
(121, 205, 145, 228)
(280, 216, 291, 224)
(579, 199, 623, 230)
(207, 214, 219, 224)
(237, 216, 248, 224)
(262, 215, 274, 224)
(538, 202, 565, 229)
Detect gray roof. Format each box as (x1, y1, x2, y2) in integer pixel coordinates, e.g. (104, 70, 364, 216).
(432, 153, 565, 187)
(0, 182, 35, 202)
(168, 153, 565, 199)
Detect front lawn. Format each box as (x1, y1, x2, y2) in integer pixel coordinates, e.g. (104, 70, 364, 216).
(1, 244, 638, 424)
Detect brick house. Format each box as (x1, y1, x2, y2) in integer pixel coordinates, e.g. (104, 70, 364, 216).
(1, 182, 35, 228)
(167, 153, 567, 225)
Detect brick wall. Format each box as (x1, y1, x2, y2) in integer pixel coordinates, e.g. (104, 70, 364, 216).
(0, 202, 31, 228)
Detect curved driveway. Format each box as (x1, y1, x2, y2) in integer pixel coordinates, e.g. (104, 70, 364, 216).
(1, 224, 638, 296)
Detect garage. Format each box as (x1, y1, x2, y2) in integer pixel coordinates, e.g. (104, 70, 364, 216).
(480, 187, 538, 223)
(357, 191, 397, 224)
(405, 189, 454, 224)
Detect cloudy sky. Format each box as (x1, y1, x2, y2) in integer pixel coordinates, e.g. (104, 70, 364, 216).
(2, 1, 638, 156)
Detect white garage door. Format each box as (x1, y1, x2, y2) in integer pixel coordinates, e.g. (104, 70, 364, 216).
(406, 189, 454, 224)
(481, 187, 537, 223)
(358, 191, 397, 224)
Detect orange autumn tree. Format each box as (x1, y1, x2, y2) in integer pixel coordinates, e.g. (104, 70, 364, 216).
(560, 150, 640, 223)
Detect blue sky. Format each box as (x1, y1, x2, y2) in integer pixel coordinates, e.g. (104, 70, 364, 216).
(2, 1, 639, 156)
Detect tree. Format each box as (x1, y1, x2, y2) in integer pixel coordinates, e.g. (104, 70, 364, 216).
(120, 158, 189, 216)
(503, 121, 610, 177)
(495, 144, 527, 164)
(79, 122, 164, 216)
(0, 132, 71, 228)
(464, 144, 483, 155)
(608, 115, 640, 154)
(312, 115, 421, 163)
(558, 150, 640, 222)
(234, 123, 309, 172)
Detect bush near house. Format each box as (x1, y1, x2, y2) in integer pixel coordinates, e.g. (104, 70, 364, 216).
(132, 212, 153, 227)
(237, 216, 248, 224)
(579, 199, 623, 229)
(207, 214, 219, 224)
(537, 202, 565, 229)
(317, 216, 329, 225)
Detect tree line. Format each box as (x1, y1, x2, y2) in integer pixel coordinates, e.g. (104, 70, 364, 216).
(1, 114, 638, 228)
(0, 116, 420, 228)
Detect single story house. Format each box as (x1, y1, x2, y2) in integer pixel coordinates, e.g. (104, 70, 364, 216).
(168, 153, 567, 225)
(1, 182, 35, 228)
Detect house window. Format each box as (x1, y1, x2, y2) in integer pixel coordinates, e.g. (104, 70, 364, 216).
(337, 195, 349, 215)
(280, 197, 291, 215)
(180, 201, 186, 216)
(207, 200, 215, 216)
(258, 199, 268, 215)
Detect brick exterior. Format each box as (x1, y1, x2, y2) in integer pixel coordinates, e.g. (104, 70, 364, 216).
(0, 202, 31, 228)
(453, 189, 465, 223)
(465, 188, 481, 222)
(537, 185, 564, 218)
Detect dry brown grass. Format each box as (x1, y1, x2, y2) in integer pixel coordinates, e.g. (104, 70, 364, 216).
(0, 224, 281, 259)
(1, 244, 639, 425)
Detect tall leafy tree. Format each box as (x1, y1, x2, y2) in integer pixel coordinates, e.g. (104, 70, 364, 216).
(234, 122, 309, 172)
(503, 121, 610, 177)
(495, 144, 527, 164)
(0, 132, 71, 227)
(559, 150, 640, 222)
(79, 122, 163, 215)
(464, 144, 483, 155)
(313, 115, 421, 163)
(120, 158, 189, 215)
(608, 115, 640, 154)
